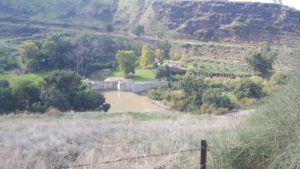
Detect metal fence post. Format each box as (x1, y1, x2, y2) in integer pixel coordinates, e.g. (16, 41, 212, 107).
(200, 140, 207, 169)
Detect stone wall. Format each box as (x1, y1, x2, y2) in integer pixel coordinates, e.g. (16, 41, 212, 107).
(93, 81, 118, 90)
(93, 80, 168, 93)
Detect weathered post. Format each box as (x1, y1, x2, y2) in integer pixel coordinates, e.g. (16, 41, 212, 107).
(200, 140, 207, 169)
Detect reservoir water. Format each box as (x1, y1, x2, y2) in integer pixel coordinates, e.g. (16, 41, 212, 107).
(103, 91, 168, 113)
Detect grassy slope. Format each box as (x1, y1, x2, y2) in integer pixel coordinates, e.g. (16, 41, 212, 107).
(211, 51, 300, 169)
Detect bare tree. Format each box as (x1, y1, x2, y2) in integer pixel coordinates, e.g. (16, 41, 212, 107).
(74, 36, 98, 74)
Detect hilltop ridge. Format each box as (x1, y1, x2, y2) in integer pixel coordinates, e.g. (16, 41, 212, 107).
(0, 0, 300, 43)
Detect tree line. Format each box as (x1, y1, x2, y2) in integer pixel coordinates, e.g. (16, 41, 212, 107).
(0, 71, 110, 114)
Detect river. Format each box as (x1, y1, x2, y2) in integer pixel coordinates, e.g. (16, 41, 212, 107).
(103, 91, 169, 113)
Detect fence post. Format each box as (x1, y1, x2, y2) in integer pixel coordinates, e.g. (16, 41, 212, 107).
(200, 140, 207, 169)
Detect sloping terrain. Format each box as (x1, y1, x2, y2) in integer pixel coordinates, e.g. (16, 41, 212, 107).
(151, 1, 300, 42)
(1, 0, 300, 43)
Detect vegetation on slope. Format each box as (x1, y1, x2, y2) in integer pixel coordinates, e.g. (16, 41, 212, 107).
(211, 51, 300, 169)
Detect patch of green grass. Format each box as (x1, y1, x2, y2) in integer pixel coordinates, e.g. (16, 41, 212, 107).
(0, 72, 49, 85)
(128, 112, 162, 121)
(133, 69, 156, 81)
(111, 69, 156, 81)
(111, 69, 124, 77)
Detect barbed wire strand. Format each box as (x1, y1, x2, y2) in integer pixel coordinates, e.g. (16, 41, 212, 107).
(63, 147, 203, 168)
(63, 139, 294, 168)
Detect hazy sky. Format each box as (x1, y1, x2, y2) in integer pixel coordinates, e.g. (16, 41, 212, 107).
(230, 0, 300, 10)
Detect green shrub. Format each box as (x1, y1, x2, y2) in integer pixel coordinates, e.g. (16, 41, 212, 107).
(235, 80, 265, 100)
(13, 80, 42, 111)
(202, 89, 234, 111)
(146, 89, 165, 101)
(165, 91, 188, 111)
(0, 79, 10, 88)
(71, 89, 106, 111)
(0, 87, 15, 114)
(270, 72, 288, 85)
(211, 53, 300, 169)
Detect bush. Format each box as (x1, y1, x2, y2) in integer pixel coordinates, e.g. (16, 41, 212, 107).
(0, 87, 15, 114)
(211, 56, 300, 169)
(270, 72, 288, 85)
(200, 103, 230, 115)
(131, 24, 145, 36)
(164, 91, 189, 111)
(41, 87, 70, 111)
(146, 88, 168, 101)
(13, 80, 42, 111)
(202, 89, 234, 110)
(71, 89, 106, 111)
(42, 71, 110, 112)
(0, 79, 10, 88)
(235, 80, 265, 100)
(155, 66, 172, 80)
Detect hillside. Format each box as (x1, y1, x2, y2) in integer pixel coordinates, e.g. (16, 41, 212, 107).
(150, 1, 300, 42)
(1, 0, 300, 43)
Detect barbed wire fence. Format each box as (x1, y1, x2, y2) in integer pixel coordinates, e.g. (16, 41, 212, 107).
(62, 138, 293, 169)
(62, 140, 207, 169)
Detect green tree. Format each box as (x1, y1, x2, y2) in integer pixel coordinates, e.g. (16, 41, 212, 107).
(0, 81, 15, 114)
(42, 71, 109, 112)
(156, 40, 171, 58)
(140, 46, 155, 68)
(246, 42, 275, 78)
(156, 65, 171, 80)
(115, 50, 136, 75)
(179, 75, 208, 109)
(131, 24, 145, 36)
(246, 52, 274, 78)
(20, 40, 41, 70)
(155, 49, 166, 64)
(13, 80, 42, 111)
(71, 89, 106, 111)
(106, 24, 114, 32)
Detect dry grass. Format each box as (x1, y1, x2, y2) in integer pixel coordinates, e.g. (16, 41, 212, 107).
(0, 111, 250, 169)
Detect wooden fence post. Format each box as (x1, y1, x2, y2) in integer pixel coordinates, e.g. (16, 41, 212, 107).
(200, 140, 207, 169)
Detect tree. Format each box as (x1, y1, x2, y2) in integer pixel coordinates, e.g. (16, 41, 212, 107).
(246, 52, 274, 78)
(131, 24, 145, 36)
(0, 81, 15, 114)
(20, 40, 41, 70)
(140, 45, 155, 68)
(71, 89, 106, 111)
(246, 42, 275, 78)
(13, 80, 42, 111)
(156, 40, 171, 58)
(74, 35, 97, 74)
(42, 71, 110, 112)
(179, 75, 208, 107)
(115, 50, 136, 75)
(106, 24, 114, 32)
(155, 49, 166, 64)
(156, 65, 171, 80)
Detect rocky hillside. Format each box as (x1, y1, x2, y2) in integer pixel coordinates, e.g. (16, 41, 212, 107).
(1, 0, 300, 43)
(151, 1, 300, 42)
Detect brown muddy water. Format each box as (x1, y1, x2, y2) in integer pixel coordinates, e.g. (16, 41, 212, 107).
(103, 91, 169, 113)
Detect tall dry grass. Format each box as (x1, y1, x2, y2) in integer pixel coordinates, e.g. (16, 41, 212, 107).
(0, 111, 247, 169)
